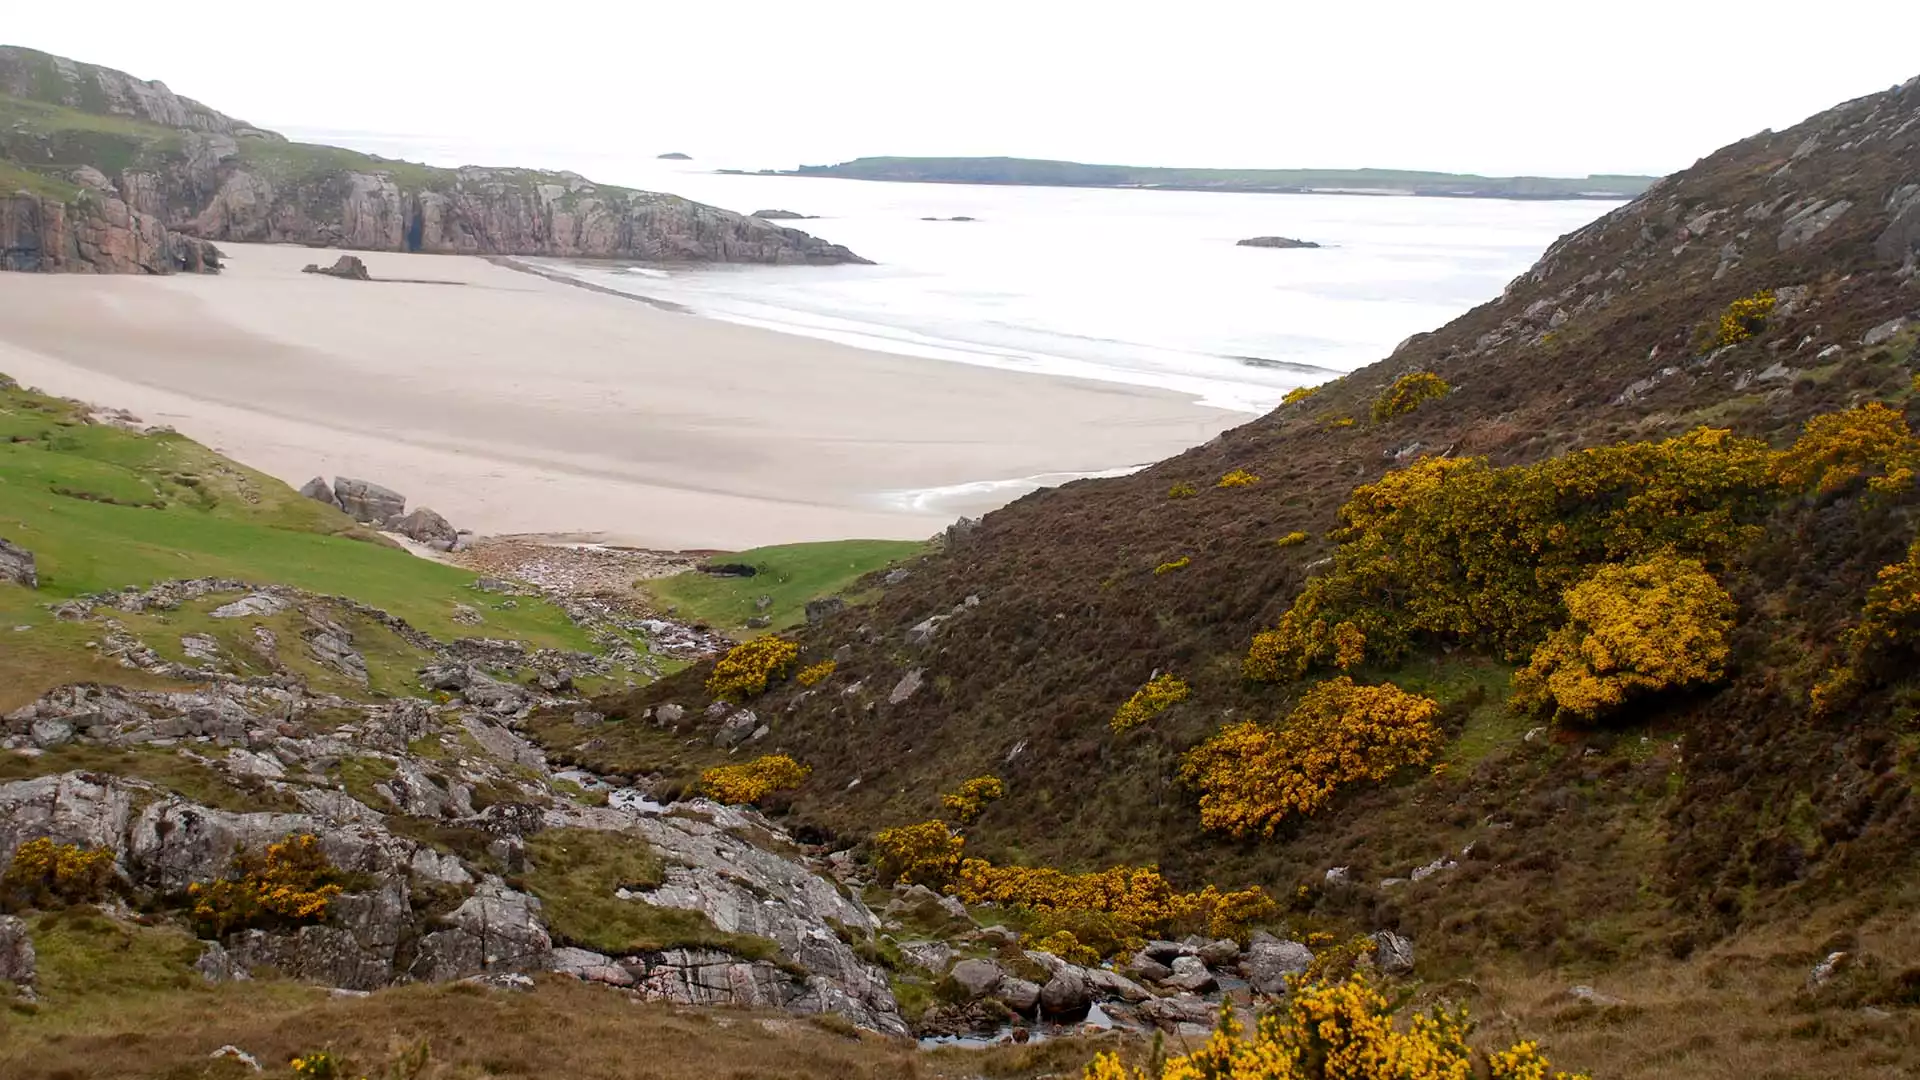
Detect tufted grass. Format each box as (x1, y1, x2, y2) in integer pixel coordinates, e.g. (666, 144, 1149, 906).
(641, 540, 926, 635)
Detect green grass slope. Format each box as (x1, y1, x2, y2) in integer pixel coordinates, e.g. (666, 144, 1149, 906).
(0, 376, 592, 706)
(642, 539, 927, 634)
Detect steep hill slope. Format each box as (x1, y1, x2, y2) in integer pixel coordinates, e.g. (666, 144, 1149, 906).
(0, 45, 866, 273)
(560, 76, 1920, 1077)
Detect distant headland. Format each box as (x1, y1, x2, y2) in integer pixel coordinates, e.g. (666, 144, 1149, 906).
(783, 156, 1657, 200)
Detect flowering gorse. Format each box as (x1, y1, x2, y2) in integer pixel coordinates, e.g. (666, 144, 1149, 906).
(872, 820, 965, 887)
(1, 837, 116, 909)
(794, 659, 837, 687)
(190, 834, 344, 937)
(706, 636, 800, 701)
(1111, 674, 1191, 733)
(1218, 469, 1261, 488)
(939, 775, 1006, 824)
(1772, 402, 1919, 495)
(699, 754, 811, 805)
(1181, 677, 1441, 837)
(1371, 372, 1451, 422)
(1713, 289, 1775, 347)
(952, 860, 1275, 942)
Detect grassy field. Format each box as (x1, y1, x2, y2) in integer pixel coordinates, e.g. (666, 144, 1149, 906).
(641, 540, 925, 634)
(0, 378, 595, 706)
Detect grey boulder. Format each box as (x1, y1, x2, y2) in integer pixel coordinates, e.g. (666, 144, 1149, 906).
(297, 477, 341, 510)
(1244, 938, 1314, 994)
(0, 914, 34, 992)
(332, 478, 406, 524)
(0, 539, 38, 589)
(949, 957, 1005, 999)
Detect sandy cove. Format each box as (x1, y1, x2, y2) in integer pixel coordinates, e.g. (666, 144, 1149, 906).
(0, 243, 1239, 550)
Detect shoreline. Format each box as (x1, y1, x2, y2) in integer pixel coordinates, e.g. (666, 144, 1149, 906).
(0, 243, 1238, 550)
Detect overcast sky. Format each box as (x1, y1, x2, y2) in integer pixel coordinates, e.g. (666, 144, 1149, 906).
(8, 1, 1916, 177)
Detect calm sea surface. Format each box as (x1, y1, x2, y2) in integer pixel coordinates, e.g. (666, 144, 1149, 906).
(289, 133, 1621, 415)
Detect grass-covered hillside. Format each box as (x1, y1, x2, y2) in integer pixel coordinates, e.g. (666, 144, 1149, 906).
(642, 540, 927, 636)
(559, 76, 1920, 1079)
(0, 376, 597, 710)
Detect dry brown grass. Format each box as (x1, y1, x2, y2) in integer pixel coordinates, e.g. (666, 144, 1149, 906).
(1, 973, 1118, 1080)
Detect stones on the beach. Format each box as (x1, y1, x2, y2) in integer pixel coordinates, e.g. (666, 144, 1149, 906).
(0, 539, 37, 589)
(393, 507, 456, 546)
(332, 478, 406, 524)
(302, 255, 372, 280)
(1237, 236, 1322, 249)
(298, 477, 342, 510)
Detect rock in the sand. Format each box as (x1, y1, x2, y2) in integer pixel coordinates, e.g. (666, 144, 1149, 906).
(332, 478, 406, 524)
(302, 255, 372, 281)
(1237, 236, 1322, 249)
(0, 539, 38, 589)
(297, 477, 341, 510)
(393, 507, 456, 546)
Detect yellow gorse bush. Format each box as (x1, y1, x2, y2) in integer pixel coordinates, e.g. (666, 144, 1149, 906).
(1371, 371, 1451, 422)
(2, 837, 116, 909)
(1275, 531, 1310, 548)
(939, 775, 1006, 824)
(1245, 428, 1776, 681)
(1281, 384, 1321, 406)
(872, 820, 965, 887)
(1169, 481, 1199, 499)
(1218, 469, 1261, 488)
(1111, 674, 1191, 733)
(951, 860, 1276, 941)
(1714, 289, 1775, 347)
(1772, 402, 1919, 495)
(1027, 928, 1102, 965)
(1813, 532, 1920, 712)
(1083, 974, 1588, 1080)
(699, 754, 811, 805)
(1181, 677, 1441, 837)
(794, 660, 837, 687)
(1154, 556, 1192, 575)
(706, 636, 801, 701)
(189, 834, 345, 938)
(1511, 555, 1735, 723)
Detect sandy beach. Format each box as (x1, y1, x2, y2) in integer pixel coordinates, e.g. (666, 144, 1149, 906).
(0, 243, 1238, 549)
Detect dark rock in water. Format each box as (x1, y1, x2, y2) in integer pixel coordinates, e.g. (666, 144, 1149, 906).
(751, 209, 817, 220)
(0, 539, 37, 589)
(920, 216, 977, 222)
(332, 478, 405, 524)
(303, 255, 372, 280)
(298, 476, 341, 510)
(657, 152, 693, 161)
(1237, 236, 1321, 249)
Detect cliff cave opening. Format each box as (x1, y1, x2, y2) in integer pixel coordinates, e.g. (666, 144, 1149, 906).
(404, 208, 424, 253)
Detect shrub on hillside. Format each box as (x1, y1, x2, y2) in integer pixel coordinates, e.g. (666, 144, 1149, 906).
(1772, 402, 1919, 495)
(1281, 384, 1321, 405)
(1370, 371, 1450, 422)
(1274, 531, 1309, 548)
(939, 775, 1006, 824)
(872, 820, 964, 888)
(1153, 556, 1191, 575)
(1082, 974, 1588, 1080)
(1168, 482, 1198, 499)
(700, 754, 811, 805)
(1245, 428, 1776, 679)
(1714, 289, 1775, 347)
(794, 660, 836, 687)
(1511, 555, 1736, 723)
(706, 636, 801, 701)
(189, 834, 345, 937)
(1217, 468, 1260, 488)
(1, 838, 116, 910)
(1814, 532, 1920, 712)
(951, 859, 1274, 941)
(1181, 677, 1441, 837)
(1110, 674, 1191, 733)
(1026, 928, 1103, 965)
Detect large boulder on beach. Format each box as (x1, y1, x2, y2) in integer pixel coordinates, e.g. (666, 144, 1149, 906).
(298, 476, 341, 510)
(302, 255, 372, 280)
(332, 478, 405, 524)
(393, 507, 456, 546)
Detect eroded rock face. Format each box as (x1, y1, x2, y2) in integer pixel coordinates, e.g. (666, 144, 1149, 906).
(0, 539, 37, 588)
(331, 478, 406, 524)
(0, 192, 222, 275)
(302, 255, 371, 280)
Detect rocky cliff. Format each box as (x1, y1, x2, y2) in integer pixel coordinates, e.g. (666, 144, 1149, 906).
(0, 45, 868, 273)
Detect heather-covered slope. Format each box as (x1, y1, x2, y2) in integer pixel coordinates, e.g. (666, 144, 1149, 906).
(559, 76, 1920, 1076)
(0, 45, 867, 273)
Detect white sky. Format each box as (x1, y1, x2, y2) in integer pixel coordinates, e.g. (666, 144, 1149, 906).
(7, 1, 1915, 177)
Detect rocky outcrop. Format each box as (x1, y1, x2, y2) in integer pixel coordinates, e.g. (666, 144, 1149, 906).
(297, 477, 341, 510)
(302, 254, 371, 280)
(2, 191, 222, 274)
(0, 538, 36, 588)
(1237, 236, 1321, 249)
(332, 478, 406, 525)
(751, 209, 816, 220)
(0, 914, 34, 995)
(0, 47, 868, 275)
